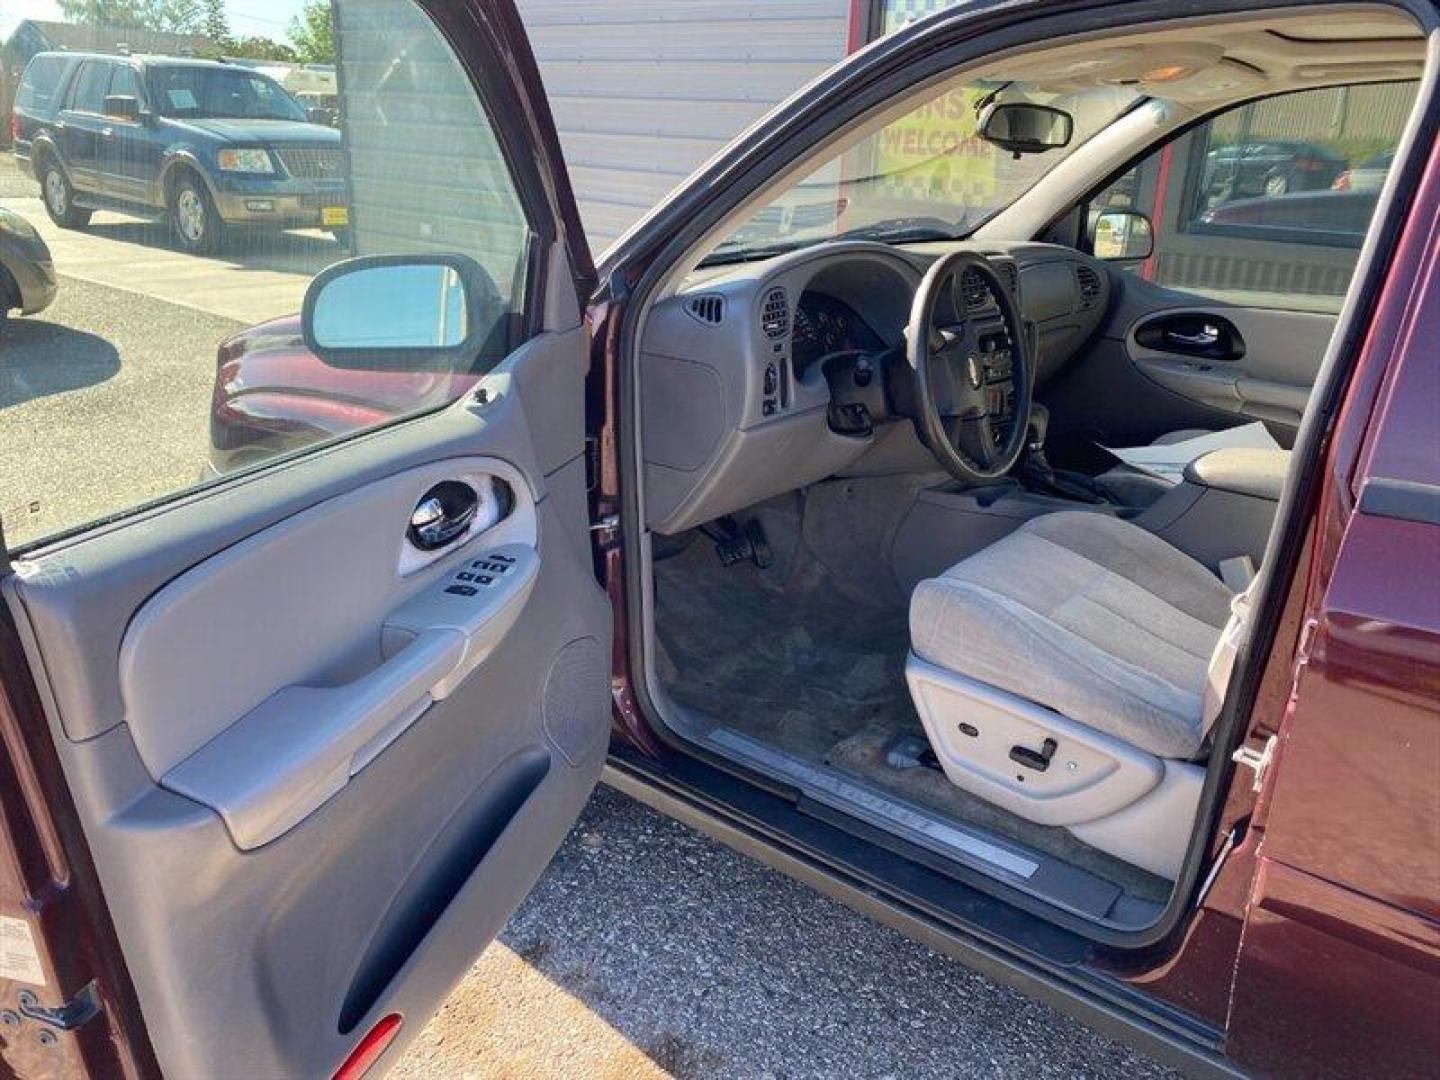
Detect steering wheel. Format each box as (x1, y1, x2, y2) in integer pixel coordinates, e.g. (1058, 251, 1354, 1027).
(906, 251, 1033, 484)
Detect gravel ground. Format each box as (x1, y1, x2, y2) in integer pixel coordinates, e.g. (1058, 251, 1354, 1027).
(395, 785, 1179, 1079)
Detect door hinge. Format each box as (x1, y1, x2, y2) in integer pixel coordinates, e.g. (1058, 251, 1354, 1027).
(590, 513, 620, 535)
(16, 982, 102, 1032)
(1232, 734, 1278, 793)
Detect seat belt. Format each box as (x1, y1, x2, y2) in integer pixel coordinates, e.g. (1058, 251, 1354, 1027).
(1218, 554, 1256, 593)
(1201, 577, 1258, 736)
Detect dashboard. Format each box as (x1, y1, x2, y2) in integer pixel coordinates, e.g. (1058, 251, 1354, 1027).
(639, 240, 1112, 535)
(791, 293, 887, 375)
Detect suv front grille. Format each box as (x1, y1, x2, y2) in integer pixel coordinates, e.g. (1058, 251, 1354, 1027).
(275, 146, 346, 181)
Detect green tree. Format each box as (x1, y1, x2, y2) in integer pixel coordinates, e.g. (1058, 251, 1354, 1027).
(289, 1, 334, 64)
(57, 0, 206, 34)
(202, 0, 230, 44)
(226, 36, 299, 62)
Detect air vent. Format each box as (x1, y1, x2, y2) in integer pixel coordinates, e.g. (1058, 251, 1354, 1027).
(959, 268, 990, 311)
(685, 294, 726, 326)
(1076, 264, 1102, 309)
(996, 260, 1019, 298)
(761, 287, 790, 339)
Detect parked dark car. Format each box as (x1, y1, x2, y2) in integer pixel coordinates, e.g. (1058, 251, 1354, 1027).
(11, 52, 349, 253)
(1199, 188, 1380, 244)
(0, 205, 55, 330)
(1201, 139, 1347, 202)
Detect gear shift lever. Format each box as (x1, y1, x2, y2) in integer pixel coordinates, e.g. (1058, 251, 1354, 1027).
(1020, 404, 1105, 503)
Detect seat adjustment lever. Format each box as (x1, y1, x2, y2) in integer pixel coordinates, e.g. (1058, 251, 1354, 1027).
(1009, 737, 1057, 772)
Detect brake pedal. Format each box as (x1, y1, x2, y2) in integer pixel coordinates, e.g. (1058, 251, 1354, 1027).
(701, 516, 772, 569)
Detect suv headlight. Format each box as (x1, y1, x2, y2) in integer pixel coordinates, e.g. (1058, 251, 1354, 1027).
(217, 148, 276, 174)
(0, 208, 40, 241)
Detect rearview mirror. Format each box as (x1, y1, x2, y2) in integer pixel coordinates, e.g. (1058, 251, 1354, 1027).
(302, 255, 490, 370)
(103, 94, 141, 121)
(977, 102, 1073, 156)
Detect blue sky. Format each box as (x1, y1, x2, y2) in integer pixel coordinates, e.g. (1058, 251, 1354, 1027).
(4, 1, 309, 40)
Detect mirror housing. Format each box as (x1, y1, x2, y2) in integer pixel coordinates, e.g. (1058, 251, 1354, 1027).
(978, 102, 1073, 156)
(1090, 209, 1155, 261)
(103, 94, 142, 121)
(302, 254, 495, 371)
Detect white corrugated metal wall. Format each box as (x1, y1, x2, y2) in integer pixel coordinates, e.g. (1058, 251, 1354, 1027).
(516, 1, 854, 254)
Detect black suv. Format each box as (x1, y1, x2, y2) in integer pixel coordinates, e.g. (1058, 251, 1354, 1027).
(11, 53, 349, 253)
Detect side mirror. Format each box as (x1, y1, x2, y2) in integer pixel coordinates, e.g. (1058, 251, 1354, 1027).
(978, 102, 1073, 156)
(103, 94, 141, 121)
(1090, 209, 1155, 261)
(302, 254, 491, 370)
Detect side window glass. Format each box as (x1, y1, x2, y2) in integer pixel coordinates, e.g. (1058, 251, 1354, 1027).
(0, 2, 538, 550)
(68, 62, 111, 114)
(16, 57, 65, 112)
(108, 66, 141, 108)
(1097, 82, 1418, 309)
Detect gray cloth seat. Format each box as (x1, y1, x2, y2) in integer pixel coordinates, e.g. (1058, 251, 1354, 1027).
(909, 512, 1234, 760)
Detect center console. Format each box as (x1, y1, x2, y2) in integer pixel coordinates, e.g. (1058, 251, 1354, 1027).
(1131, 447, 1290, 570)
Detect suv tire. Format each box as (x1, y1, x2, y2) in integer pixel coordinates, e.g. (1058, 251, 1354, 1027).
(170, 173, 226, 255)
(40, 160, 93, 230)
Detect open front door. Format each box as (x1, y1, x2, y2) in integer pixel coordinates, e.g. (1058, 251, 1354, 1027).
(0, 2, 606, 1076)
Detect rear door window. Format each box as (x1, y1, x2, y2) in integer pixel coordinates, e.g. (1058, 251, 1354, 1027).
(16, 56, 67, 112)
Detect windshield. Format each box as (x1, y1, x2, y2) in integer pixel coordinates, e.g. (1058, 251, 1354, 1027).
(706, 79, 1142, 263)
(148, 67, 308, 122)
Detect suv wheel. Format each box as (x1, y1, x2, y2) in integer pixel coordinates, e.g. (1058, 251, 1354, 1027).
(171, 174, 225, 254)
(41, 161, 92, 230)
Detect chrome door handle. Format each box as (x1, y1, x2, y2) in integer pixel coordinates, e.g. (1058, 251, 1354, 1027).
(408, 483, 480, 552)
(1166, 325, 1220, 348)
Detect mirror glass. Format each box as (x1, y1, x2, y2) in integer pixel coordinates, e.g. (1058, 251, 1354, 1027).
(979, 103, 1074, 154)
(1092, 210, 1155, 261)
(311, 263, 470, 351)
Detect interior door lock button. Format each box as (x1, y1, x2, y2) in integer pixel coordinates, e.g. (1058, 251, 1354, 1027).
(444, 585, 478, 597)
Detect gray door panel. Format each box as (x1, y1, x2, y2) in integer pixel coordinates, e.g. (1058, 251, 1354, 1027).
(3, 329, 612, 1077)
(1044, 271, 1334, 450)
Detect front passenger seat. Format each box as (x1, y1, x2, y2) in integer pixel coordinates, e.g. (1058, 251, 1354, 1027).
(905, 512, 1239, 879)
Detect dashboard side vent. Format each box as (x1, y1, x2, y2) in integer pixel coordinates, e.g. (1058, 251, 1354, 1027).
(959, 268, 990, 311)
(996, 260, 1019, 298)
(685, 294, 726, 326)
(1076, 264, 1102, 309)
(761, 287, 790, 339)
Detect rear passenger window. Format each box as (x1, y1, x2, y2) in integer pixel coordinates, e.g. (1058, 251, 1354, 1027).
(16, 56, 66, 112)
(0, 2, 537, 551)
(1095, 82, 1418, 309)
